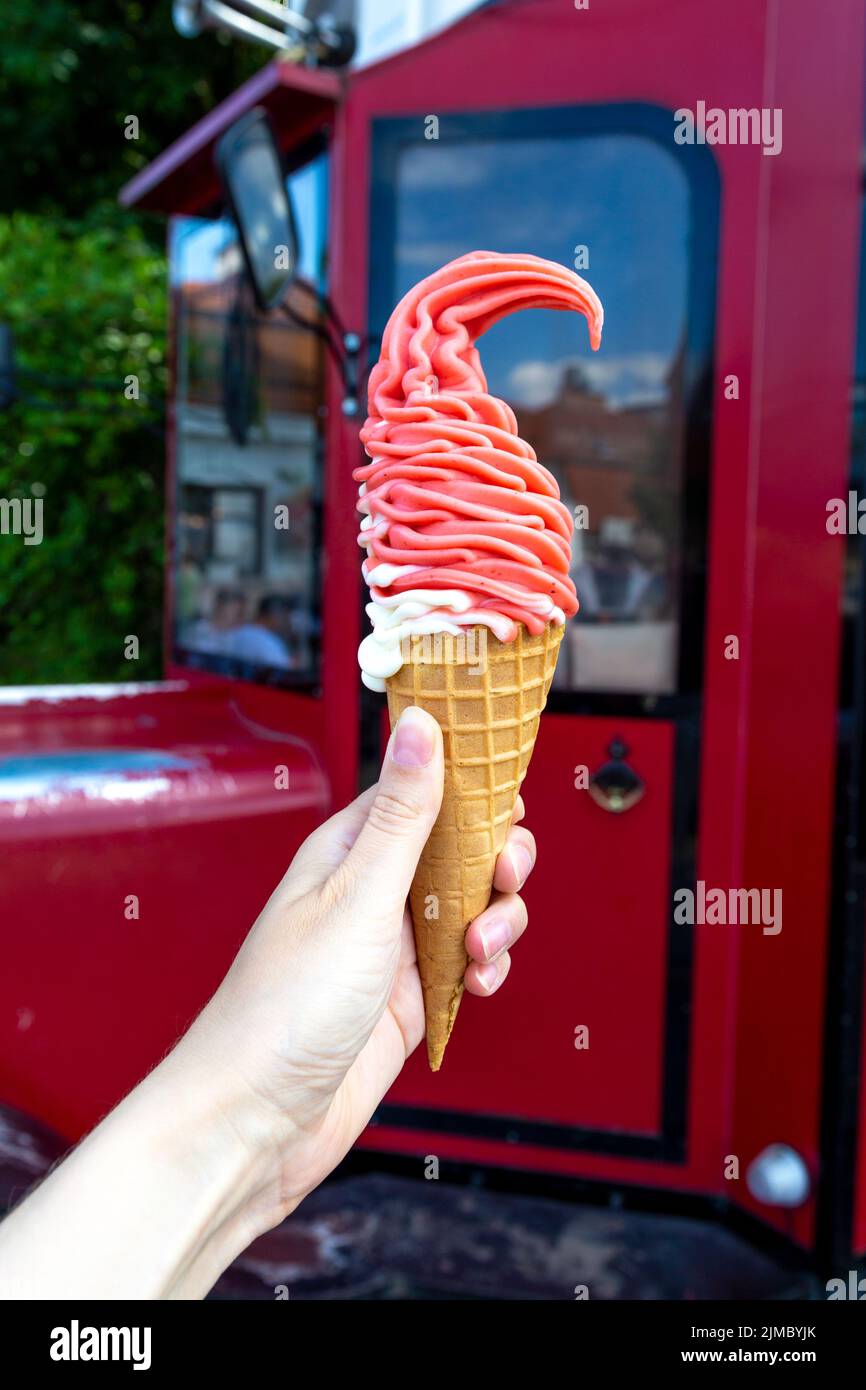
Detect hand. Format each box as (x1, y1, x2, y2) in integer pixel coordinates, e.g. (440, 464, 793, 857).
(0, 705, 537, 1300)
(182, 705, 537, 1231)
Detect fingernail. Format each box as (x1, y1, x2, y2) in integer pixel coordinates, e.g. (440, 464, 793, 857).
(479, 917, 511, 961)
(392, 706, 436, 768)
(475, 960, 500, 993)
(509, 844, 533, 889)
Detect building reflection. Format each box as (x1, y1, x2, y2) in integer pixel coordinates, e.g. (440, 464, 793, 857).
(520, 347, 685, 694)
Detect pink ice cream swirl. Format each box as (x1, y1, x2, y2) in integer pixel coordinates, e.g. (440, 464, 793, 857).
(354, 251, 603, 690)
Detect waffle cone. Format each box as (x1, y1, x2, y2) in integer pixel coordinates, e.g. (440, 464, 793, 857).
(385, 622, 564, 1070)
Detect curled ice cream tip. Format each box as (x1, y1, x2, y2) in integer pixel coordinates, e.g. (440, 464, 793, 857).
(355, 251, 604, 690)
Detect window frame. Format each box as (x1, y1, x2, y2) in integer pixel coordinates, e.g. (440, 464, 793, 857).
(368, 101, 720, 723)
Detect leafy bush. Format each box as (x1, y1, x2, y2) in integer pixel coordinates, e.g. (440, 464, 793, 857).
(0, 0, 261, 681)
(0, 214, 167, 680)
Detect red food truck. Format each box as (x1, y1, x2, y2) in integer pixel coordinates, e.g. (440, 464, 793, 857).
(2, 0, 866, 1296)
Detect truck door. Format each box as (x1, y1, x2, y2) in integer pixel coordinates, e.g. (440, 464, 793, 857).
(328, 1, 860, 1260)
(348, 96, 717, 1162)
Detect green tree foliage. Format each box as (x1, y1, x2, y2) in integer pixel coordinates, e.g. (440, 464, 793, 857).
(0, 2, 259, 225)
(0, 1, 261, 681)
(0, 216, 168, 681)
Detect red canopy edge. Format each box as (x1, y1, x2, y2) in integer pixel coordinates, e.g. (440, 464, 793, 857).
(119, 58, 342, 215)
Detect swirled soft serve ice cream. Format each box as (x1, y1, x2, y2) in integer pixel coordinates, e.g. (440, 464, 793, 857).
(355, 251, 603, 1069)
(356, 251, 603, 691)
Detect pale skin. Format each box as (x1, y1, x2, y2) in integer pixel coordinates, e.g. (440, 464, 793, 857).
(0, 706, 537, 1300)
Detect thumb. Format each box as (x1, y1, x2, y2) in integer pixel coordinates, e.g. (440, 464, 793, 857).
(343, 706, 444, 908)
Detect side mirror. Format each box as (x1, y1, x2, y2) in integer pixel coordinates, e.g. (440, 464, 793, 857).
(215, 108, 299, 310)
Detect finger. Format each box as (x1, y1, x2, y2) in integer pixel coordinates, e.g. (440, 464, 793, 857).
(271, 784, 379, 899)
(342, 707, 444, 909)
(511, 795, 526, 826)
(492, 825, 536, 893)
(465, 950, 512, 997)
(464, 892, 527, 964)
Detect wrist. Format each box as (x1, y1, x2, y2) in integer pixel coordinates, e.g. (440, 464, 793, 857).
(0, 1044, 287, 1301)
(147, 1026, 296, 1297)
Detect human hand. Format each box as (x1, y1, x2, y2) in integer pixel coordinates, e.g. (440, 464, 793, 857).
(180, 705, 536, 1233)
(0, 705, 537, 1300)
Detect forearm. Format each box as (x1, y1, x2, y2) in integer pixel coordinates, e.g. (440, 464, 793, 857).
(0, 1038, 285, 1300)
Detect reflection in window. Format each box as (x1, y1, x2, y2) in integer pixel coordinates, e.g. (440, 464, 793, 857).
(389, 132, 691, 695)
(169, 152, 327, 684)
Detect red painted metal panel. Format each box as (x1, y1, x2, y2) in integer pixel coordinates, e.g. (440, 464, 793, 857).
(335, 0, 759, 1205)
(0, 684, 328, 1139)
(387, 714, 673, 1135)
(356, 1124, 708, 1191)
(119, 60, 341, 214)
(320, 100, 367, 811)
(335, 0, 864, 1243)
(727, 0, 865, 1250)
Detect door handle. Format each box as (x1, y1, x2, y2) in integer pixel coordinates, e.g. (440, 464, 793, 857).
(588, 738, 645, 814)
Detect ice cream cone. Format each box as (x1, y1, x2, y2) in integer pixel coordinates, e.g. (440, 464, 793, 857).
(357, 251, 602, 1068)
(385, 621, 564, 1069)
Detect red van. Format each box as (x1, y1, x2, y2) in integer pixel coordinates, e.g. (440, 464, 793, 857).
(3, 0, 865, 1295)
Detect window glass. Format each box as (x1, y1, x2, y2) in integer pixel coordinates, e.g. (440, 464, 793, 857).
(170, 150, 328, 683)
(389, 132, 691, 695)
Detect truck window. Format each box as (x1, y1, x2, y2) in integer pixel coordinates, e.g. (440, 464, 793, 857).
(372, 109, 717, 700)
(169, 149, 328, 686)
